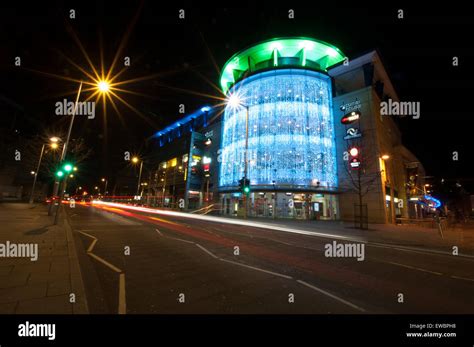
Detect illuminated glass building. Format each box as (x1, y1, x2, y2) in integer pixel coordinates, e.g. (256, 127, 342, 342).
(219, 38, 345, 219)
(149, 38, 426, 224)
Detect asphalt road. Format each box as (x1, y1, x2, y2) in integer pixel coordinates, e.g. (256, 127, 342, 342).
(66, 203, 474, 314)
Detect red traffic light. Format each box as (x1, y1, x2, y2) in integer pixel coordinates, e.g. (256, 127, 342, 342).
(349, 147, 359, 157)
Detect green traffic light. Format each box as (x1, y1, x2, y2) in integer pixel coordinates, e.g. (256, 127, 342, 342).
(56, 171, 64, 177)
(63, 163, 73, 172)
(244, 186, 250, 194)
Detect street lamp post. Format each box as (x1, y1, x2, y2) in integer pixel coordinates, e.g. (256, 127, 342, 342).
(228, 94, 250, 219)
(29, 144, 45, 204)
(30, 138, 60, 204)
(53, 80, 110, 223)
(132, 157, 144, 197)
(243, 104, 250, 219)
(53, 82, 83, 223)
(101, 178, 108, 196)
(49, 82, 83, 217)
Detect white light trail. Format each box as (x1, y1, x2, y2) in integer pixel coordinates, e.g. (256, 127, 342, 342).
(91, 200, 360, 242)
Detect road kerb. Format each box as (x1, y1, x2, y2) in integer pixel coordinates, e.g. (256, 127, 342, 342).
(63, 207, 90, 314)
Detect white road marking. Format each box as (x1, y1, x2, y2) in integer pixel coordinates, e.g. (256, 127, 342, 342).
(87, 238, 98, 253)
(164, 236, 195, 244)
(119, 273, 126, 314)
(296, 279, 366, 312)
(387, 261, 442, 276)
(220, 258, 293, 280)
(76, 230, 126, 314)
(155, 228, 163, 236)
(368, 243, 474, 260)
(451, 275, 474, 282)
(195, 244, 218, 259)
(77, 230, 98, 253)
(88, 253, 122, 273)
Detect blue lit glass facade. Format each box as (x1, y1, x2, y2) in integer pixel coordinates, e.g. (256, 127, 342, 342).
(219, 69, 338, 190)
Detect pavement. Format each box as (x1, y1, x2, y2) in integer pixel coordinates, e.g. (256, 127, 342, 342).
(0, 202, 88, 314)
(65, 202, 474, 314)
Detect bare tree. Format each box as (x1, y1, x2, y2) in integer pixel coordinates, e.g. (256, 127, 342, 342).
(21, 132, 92, 179)
(340, 137, 381, 229)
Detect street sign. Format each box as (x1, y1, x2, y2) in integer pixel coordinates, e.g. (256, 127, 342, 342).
(341, 111, 361, 124)
(350, 158, 361, 169)
(343, 127, 362, 140)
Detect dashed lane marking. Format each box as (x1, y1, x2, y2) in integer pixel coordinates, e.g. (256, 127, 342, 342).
(196, 243, 219, 259)
(451, 275, 474, 282)
(155, 225, 366, 312)
(219, 258, 293, 280)
(297, 279, 366, 312)
(387, 261, 442, 276)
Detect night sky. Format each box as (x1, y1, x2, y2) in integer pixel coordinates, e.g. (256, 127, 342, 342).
(1, 3, 473, 191)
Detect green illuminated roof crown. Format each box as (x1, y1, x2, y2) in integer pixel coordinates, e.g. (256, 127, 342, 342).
(220, 37, 345, 94)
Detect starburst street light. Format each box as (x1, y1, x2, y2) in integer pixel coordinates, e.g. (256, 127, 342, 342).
(97, 80, 110, 93)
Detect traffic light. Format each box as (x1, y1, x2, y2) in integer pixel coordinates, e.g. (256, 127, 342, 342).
(203, 163, 210, 177)
(63, 163, 73, 172)
(56, 162, 74, 179)
(239, 177, 250, 194)
(349, 146, 361, 169)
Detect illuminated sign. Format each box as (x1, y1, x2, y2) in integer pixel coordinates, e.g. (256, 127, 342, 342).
(424, 195, 441, 208)
(350, 158, 361, 169)
(205, 130, 214, 138)
(340, 100, 361, 112)
(343, 127, 362, 140)
(341, 111, 361, 124)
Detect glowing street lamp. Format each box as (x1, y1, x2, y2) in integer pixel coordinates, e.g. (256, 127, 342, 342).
(97, 80, 110, 93)
(381, 154, 390, 160)
(132, 157, 144, 196)
(29, 137, 60, 204)
(101, 177, 108, 196)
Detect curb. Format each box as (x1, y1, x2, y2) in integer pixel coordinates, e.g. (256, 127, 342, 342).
(62, 206, 90, 314)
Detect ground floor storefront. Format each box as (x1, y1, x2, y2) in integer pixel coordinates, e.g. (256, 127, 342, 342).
(220, 191, 339, 220)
